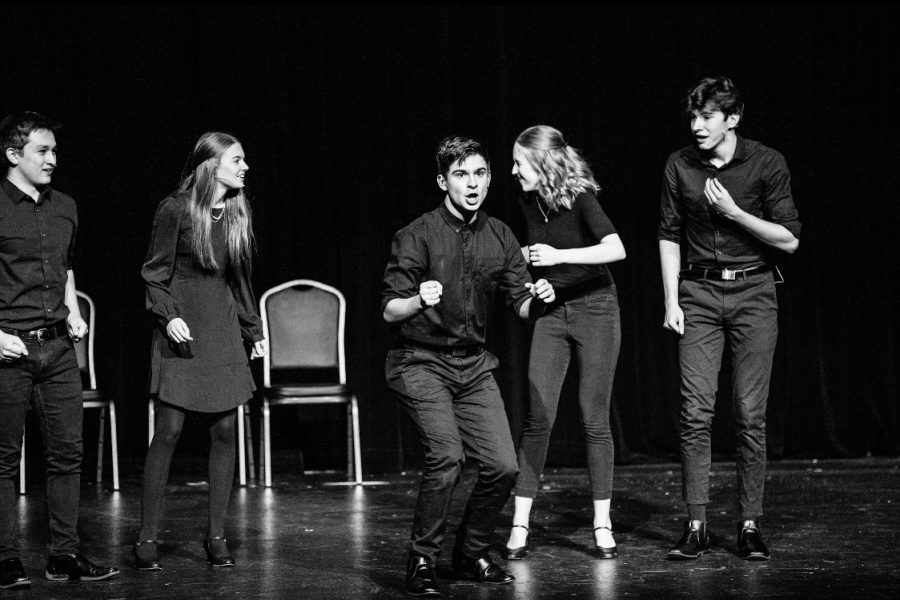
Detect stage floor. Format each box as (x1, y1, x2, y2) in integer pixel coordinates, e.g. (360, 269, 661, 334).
(10, 457, 900, 599)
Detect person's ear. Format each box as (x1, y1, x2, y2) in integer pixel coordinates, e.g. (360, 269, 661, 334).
(727, 113, 741, 130)
(437, 173, 447, 191)
(5, 148, 20, 166)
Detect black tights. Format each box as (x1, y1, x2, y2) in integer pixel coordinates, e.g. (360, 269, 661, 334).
(138, 402, 236, 541)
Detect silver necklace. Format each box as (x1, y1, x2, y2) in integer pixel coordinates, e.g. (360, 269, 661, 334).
(211, 207, 224, 223)
(536, 198, 549, 223)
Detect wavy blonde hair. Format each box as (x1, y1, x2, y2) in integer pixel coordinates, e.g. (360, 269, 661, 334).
(515, 125, 600, 211)
(178, 132, 254, 271)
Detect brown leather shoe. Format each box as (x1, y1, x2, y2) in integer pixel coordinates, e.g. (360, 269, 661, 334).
(666, 519, 710, 560)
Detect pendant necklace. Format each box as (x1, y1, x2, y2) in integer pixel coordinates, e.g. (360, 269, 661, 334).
(536, 198, 549, 223)
(211, 207, 224, 223)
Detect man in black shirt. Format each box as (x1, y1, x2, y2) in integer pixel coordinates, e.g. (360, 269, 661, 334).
(383, 135, 554, 597)
(658, 77, 801, 561)
(0, 112, 118, 589)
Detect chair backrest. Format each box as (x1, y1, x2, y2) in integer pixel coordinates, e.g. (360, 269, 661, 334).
(74, 290, 96, 390)
(259, 279, 347, 387)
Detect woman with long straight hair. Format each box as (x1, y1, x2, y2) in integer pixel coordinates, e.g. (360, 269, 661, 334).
(505, 125, 626, 560)
(135, 132, 267, 570)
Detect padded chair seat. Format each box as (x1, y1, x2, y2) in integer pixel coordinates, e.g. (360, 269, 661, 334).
(265, 384, 350, 398)
(81, 389, 105, 403)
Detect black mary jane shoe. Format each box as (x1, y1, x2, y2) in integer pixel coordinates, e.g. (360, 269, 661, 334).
(593, 526, 618, 559)
(203, 536, 235, 568)
(133, 540, 162, 571)
(504, 524, 529, 560)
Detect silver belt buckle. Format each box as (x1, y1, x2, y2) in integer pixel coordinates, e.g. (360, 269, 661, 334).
(721, 268, 736, 281)
(35, 327, 49, 342)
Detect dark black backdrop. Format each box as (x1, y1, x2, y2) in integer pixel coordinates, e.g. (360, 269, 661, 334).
(3, 5, 898, 475)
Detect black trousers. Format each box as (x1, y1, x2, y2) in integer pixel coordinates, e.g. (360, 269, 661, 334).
(0, 335, 83, 560)
(386, 346, 517, 562)
(678, 273, 779, 519)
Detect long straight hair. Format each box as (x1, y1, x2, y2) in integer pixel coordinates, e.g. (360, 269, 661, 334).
(515, 125, 600, 211)
(178, 132, 254, 271)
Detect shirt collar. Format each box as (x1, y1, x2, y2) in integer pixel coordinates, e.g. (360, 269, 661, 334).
(438, 198, 483, 230)
(686, 134, 748, 167)
(2, 178, 52, 204)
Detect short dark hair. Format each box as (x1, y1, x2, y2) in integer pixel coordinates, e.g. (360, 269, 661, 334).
(0, 111, 61, 167)
(435, 135, 490, 177)
(683, 76, 744, 118)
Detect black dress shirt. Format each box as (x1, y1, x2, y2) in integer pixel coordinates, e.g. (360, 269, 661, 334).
(382, 201, 532, 348)
(0, 178, 77, 330)
(658, 136, 801, 267)
(520, 190, 617, 290)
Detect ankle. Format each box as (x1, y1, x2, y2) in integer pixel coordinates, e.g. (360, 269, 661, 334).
(506, 524, 529, 547)
(687, 503, 707, 522)
(136, 530, 157, 543)
(594, 525, 616, 546)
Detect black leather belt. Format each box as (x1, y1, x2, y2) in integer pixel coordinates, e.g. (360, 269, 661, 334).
(402, 342, 484, 358)
(0, 320, 68, 342)
(680, 264, 771, 281)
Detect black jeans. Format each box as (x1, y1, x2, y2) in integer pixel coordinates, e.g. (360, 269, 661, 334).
(516, 284, 621, 500)
(678, 273, 778, 519)
(0, 335, 83, 560)
(386, 346, 517, 562)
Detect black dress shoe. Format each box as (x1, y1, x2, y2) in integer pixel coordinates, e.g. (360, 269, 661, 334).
(451, 549, 514, 585)
(593, 526, 618, 559)
(45, 553, 120, 581)
(666, 519, 710, 560)
(133, 539, 163, 571)
(737, 519, 770, 560)
(405, 555, 441, 597)
(0, 557, 31, 589)
(504, 524, 529, 560)
(204, 536, 235, 568)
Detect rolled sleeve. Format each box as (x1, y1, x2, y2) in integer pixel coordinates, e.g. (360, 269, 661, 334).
(657, 155, 683, 243)
(381, 228, 427, 313)
(762, 152, 801, 239)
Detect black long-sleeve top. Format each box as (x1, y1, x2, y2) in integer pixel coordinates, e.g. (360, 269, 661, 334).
(658, 136, 801, 267)
(0, 178, 77, 331)
(382, 201, 533, 348)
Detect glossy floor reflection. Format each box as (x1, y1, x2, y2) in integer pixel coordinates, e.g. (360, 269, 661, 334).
(11, 457, 900, 599)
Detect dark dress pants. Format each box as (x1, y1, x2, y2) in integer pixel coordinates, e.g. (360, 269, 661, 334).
(0, 335, 83, 560)
(386, 347, 518, 562)
(678, 273, 778, 519)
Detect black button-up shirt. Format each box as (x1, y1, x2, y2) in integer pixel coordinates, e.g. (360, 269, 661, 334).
(0, 178, 77, 331)
(382, 201, 532, 348)
(658, 136, 801, 267)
